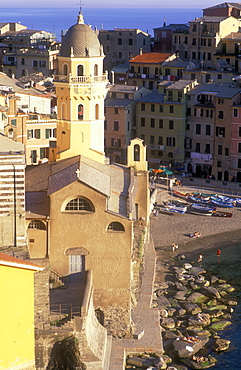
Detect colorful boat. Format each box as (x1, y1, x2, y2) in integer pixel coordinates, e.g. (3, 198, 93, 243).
(162, 205, 187, 215)
(211, 198, 234, 208)
(212, 210, 233, 217)
(172, 190, 190, 200)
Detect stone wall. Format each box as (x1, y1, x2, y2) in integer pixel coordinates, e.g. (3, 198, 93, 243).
(33, 259, 50, 330)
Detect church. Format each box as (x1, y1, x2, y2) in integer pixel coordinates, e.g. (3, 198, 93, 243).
(26, 9, 151, 332)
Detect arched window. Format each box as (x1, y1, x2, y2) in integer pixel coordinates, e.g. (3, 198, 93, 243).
(78, 104, 84, 120)
(77, 64, 84, 76)
(61, 103, 66, 120)
(134, 144, 140, 161)
(107, 222, 125, 232)
(28, 220, 46, 230)
(95, 104, 99, 120)
(65, 197, 94, 212)
(94, 64, 98, 76)
(63, 64, 68, 76)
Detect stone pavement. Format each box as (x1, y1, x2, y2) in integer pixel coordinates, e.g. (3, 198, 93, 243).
(109, 235, 163, 369)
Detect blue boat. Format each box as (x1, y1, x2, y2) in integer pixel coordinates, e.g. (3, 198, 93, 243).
(211, 199, 234, 208)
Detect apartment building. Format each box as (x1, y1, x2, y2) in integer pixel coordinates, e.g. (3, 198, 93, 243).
(186, 82, 241, 180)
(104, 84, 150, 163)
(98, 28, 151, 74)
(136, 79, 195, 168)
(153, 23, 189, 53)
(128, 52, 175, 90)
(1, 29, 59, 79)
(0, 135, 26, 248)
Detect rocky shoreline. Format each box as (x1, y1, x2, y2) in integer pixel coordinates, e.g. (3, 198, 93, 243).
(126, 254, 237, 370)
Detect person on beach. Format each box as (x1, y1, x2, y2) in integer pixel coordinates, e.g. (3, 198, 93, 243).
(172, 243, 178, 252)
(198, 254, 203, 262)
(217, 249, 221, 257)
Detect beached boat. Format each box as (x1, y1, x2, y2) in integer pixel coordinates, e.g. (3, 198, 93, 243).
(188, 203, 214, 216)
(162, 205, 187, 215)
(212, 210, 233, 217)
(210, 198, 234, 208)
(191, 203, 216, 212)
(172, 190, 190, 200)
(188, 195, 210, 204)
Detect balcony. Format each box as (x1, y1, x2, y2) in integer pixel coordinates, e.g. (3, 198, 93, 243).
(128, 72, 160, 80)
(54, 73, 108, 84)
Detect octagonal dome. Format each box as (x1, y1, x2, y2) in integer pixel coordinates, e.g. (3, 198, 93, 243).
(61, 12, 102, 58)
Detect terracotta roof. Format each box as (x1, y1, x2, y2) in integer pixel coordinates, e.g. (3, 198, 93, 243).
(0, 252, 44, 271)
(130, 53, 172, 64)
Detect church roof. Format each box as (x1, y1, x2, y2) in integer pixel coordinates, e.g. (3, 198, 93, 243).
(61, 12, 101, 57)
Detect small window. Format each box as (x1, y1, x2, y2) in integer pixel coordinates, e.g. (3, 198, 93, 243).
(206, 125, 211, 135)
(169, 120, 174, 130)
(141, 103, 145, 111)
(11, 119, 17, 126)
(169, 105, 174, 113)
(150, 118, 155, 128)
(28, 220, 46, 230)
(196, 124, 201, 134)
(114, 108, 119, 114)
(118, 38, 122, 45)
(159, 119, 163, 128)
(159, 105, 163, 112)
(129, 39, 133, 45)
(141, 117, 145, 127)
(65, 197, 93, 212)
(151, 104, 155, 112)
(234, 108, 238, 118)
(114, 121, 119, 131)
(107, 222, 125, 231)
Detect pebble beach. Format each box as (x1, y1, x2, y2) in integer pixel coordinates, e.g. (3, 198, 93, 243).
(149, 184, 241, 369)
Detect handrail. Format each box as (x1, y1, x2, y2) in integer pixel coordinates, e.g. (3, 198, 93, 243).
(54, 74, 108, 84)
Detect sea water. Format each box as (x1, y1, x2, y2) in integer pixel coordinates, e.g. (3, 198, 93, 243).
(0, 7, 202, 39)
(201, 242, 241, 369)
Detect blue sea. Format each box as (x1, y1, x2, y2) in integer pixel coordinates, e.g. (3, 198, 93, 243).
(0, 7, 202, 40)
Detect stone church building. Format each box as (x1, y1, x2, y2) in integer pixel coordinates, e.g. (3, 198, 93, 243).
(26, 9, 151, 333)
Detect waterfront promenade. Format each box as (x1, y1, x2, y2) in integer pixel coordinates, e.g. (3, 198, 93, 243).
(109, 236, 163, 369)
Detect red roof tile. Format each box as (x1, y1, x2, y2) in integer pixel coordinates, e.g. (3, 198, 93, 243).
(130, 53, 172, 64)
(0, 252, 44, 271)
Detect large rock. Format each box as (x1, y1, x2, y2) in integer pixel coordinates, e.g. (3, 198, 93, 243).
(180, 302, 202, 315)
(174, 291, 187, 300)
(187, 292, 209, 304)
(212, 338, 230, 352)
(156, 296, 171, 307)
(209, 320, 232, 331)
(175, 282, 188, 291)
(200, 286, 221, 299)
(126, 356, 160, 368)
(188, 267, 206, 276)
(161, 317, 176, 329)
(188, 313, 211, 327)
(181, 355, 217, 369)
(173, 336, 209, 358)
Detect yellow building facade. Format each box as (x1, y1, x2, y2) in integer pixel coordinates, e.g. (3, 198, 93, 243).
(54, 11, 108, 164)
(0, 253, 44, 370)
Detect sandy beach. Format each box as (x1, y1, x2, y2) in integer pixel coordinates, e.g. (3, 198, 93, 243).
(151, 185, 241, 283)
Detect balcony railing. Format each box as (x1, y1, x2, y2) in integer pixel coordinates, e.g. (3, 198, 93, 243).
(128, 72, 160, 80)
(54, 73, 108, 84)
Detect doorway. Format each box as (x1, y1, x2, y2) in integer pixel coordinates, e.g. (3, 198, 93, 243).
(69, 255, 85, 282)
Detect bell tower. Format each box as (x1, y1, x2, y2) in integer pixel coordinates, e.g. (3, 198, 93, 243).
(54, 9, 108, 164)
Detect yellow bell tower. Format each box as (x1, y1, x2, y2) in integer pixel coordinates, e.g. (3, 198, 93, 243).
(54, 10, 108, 164)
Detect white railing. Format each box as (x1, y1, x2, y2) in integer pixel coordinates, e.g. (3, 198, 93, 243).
(54, 74, 108, 84)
